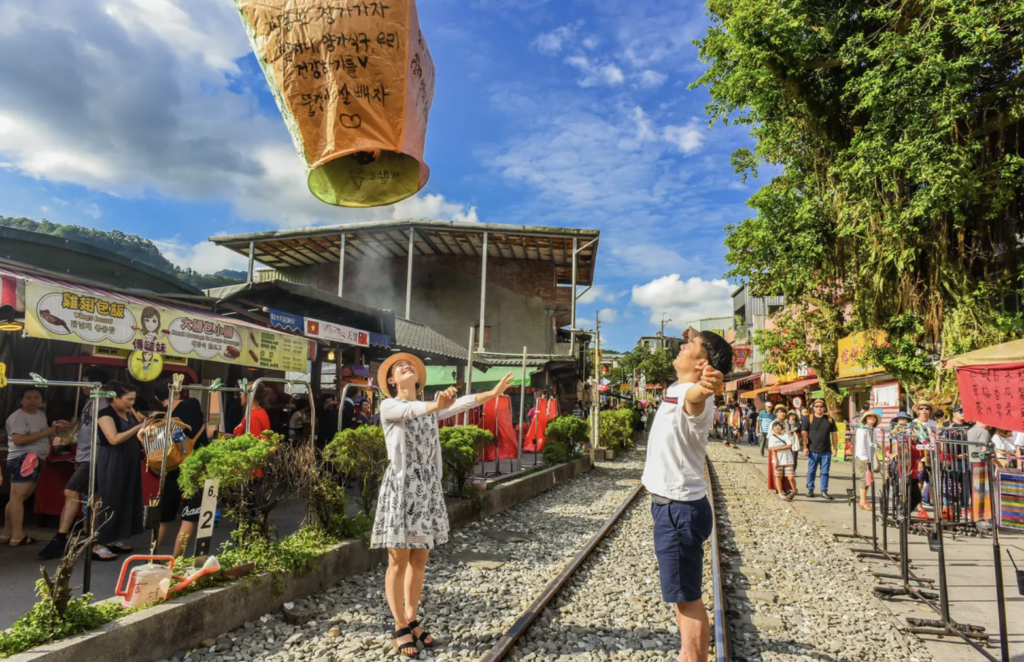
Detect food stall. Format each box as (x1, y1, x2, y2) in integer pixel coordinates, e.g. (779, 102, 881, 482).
(0, 261, 313, 518)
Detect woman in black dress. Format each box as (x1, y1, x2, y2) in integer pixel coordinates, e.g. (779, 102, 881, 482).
(92, 382, 150, 561)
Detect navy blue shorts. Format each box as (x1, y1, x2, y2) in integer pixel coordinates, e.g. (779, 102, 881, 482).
(652, 496, 714, 604)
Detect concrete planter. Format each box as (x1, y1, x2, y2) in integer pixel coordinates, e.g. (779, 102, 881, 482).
(10, 455, 593, 662)
(605, 449, 616, 460)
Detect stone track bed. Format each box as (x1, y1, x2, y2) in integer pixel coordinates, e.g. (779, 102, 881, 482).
(167, 453, 644, 662)
(505, 478, 713, 662)
(706, 442, 934, 662)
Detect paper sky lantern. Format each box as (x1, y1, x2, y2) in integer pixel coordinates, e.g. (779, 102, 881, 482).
(235, 0, 435, 208)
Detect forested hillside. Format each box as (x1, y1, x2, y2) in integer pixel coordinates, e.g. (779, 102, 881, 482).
(0, 216, 242, 290)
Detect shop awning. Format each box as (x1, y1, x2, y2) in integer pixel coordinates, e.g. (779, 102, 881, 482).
(1, 262, 312, 372)
(946, 338, 1024, 369)
(740, 386, 772, 399)
(206, 280, 393, 340)
(425, 365, 524, 390)
(774, 378, 818, 395)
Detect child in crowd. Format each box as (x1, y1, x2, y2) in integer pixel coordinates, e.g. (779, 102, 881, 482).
(768, 420, 795, 500)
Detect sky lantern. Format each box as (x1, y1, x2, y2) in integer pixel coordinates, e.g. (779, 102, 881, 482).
(234, 1, 435, 208)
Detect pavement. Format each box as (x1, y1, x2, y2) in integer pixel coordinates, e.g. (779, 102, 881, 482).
(722, 439, 1024, 662)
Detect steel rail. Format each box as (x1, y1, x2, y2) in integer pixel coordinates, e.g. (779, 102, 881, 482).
(705, 456, 732, 662)
(479, 482, 645, 662)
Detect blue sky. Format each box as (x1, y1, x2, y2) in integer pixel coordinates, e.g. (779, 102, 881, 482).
(0, 0, 756, 351)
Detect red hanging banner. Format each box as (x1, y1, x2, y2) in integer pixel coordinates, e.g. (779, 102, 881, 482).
(954, 362, 1024, 430)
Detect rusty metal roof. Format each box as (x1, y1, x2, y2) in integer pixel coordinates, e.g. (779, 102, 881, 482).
(210, 220, 600, 287)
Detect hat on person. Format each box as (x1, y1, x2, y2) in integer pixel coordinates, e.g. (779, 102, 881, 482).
(953, 405, 964, 415)
(812, 398, 827, 407)
(377, 353, 427, 399)
(893, 411, 911, 422)
(862, 411, 880, 426)
(771, 420, 784, 430)
(913, 400, 935, 414)
(774, 404, 788, 413)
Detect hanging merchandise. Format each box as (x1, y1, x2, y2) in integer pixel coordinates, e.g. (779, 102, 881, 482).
(523, 396, 548, 453)
(482, 395, 518, 461)
(234, 0, 436, 208)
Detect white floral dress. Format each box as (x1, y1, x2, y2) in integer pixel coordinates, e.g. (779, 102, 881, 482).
(370, 395, 480, 549)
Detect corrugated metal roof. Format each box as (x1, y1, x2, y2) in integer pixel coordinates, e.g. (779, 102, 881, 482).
(209, 220, 600, 287)
(391, 317, 470, 362)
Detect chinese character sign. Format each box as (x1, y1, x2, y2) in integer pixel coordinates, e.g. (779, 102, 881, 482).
(24, 281, 309, 371)
(304, 316, 370, 347)
(235, 0, 435, 208)
(837, 331, 887, 379)
(955, 364, 1024, 431)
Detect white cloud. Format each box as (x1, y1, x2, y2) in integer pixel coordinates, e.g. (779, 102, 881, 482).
(0, 0, 476, 231)
(534, 24, 577, 55)
(598, 307, 618, 323)
(40, 205, 50, 213)
(577, 285, 616, 304)
(581, 36, 599, 50)
(638, 70, 668, 89)
(663, 119, 706, 154)
(390, 193, 479, 224)
(631, 275, 733, 330)
(154, 237, 250, 274)
(565, 55, 624, 87)
(80, 202, 102, 219)
(611, 244, 695, 277)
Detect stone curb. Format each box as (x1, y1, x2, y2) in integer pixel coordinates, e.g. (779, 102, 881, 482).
(9, 455, 593, 662)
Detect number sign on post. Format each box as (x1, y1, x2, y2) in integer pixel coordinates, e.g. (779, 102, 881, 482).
(194, 478, 220, 557)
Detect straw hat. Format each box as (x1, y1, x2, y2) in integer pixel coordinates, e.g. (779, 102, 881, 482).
(862, 411, 880, 426)
(913, 400, 934, 414)
(773, 404, 788, 413)
(377, 352, 427, 399)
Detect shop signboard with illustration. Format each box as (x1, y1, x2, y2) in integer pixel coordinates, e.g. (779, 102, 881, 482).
(24, 281, 309, 372)
(837, 331, 887, 379)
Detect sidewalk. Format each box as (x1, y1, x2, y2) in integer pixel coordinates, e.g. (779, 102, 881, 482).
(722, 440, 1024, 662)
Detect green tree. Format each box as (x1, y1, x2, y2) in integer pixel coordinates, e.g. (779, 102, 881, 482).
(694, 0, 1024, 402)
(323, 425, 389, 516)
(0, 216, 243, 292)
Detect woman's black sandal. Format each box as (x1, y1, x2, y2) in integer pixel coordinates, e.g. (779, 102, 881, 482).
(409, 619, 434, 648)
(392, 627, 419, 657)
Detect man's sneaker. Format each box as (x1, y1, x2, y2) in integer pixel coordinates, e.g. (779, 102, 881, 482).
(38, 534, 68, 560)
(806, 490, 815, 498)
(822, 492, 834, 500)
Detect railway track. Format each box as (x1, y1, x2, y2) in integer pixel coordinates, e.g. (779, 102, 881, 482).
(478, 456, 732, 662)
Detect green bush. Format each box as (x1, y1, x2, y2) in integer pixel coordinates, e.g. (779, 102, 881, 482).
(0, 580, 125, 658)
(599, 410, 633, 451)
(439, 425, 493, 495)
(178, 431, 312, 540)
(542, 440, 570, 466)
(178, 433, 276, 498)
(545, 416, 589, 455)
(324, 425, 389, 516)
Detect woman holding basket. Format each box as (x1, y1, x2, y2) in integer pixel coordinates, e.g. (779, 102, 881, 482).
(371, 353, 513, 657)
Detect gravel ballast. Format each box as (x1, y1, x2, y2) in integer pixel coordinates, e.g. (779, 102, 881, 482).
(165, 451, 644, 662)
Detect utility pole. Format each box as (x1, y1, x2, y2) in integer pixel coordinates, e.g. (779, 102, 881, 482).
(660, 313, 672, 351)
(592, 310, 601, 460)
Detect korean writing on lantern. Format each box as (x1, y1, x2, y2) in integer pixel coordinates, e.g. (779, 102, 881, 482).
(61, 292, 126, 318)
(267, 3, 391, 33)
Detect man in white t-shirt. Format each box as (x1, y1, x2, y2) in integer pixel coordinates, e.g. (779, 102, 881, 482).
(642, 331, 732, 662)
(3, 387, 68, 547)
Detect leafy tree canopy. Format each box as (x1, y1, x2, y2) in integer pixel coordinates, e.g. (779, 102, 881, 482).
(694, 0, 1024, 401)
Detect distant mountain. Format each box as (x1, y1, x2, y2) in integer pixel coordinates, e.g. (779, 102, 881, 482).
(0, 216, 243, 291)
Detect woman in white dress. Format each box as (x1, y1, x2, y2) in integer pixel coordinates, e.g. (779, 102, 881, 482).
(372, 353, 513, 657)
(855, 412, 880, 510)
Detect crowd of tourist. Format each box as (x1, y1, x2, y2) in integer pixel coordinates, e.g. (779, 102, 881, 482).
(714, 395, 1024, 516)
(0, 376, 382, 559)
